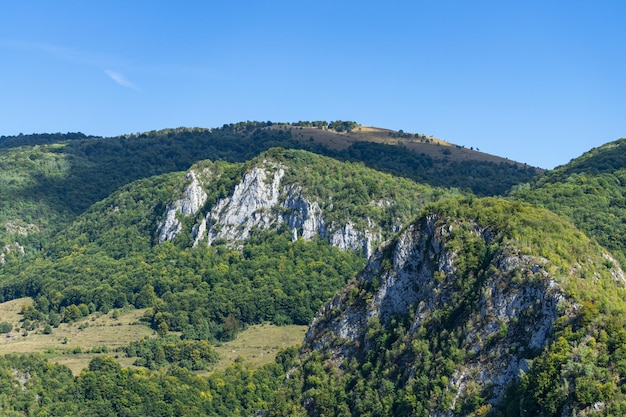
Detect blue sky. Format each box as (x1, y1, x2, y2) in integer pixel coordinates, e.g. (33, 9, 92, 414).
(1, 1, 624, 169)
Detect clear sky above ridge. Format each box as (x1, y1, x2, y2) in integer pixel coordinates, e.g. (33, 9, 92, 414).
(1, 1, 624, 169)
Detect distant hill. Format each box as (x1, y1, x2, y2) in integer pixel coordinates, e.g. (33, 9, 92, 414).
(511, 137, 626, 264)
(277, 124, 525, 166)
(0, 132, 98, 149)
(272, 123, 540, 195)
(0, 121, 540, 256)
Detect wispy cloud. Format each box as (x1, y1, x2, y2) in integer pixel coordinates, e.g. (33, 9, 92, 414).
(1, 39, 141, 91)
(104, 69, 140, 91)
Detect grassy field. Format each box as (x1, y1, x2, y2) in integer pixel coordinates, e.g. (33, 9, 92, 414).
(0, 298, 307, 374)
(0, 297, 155, 374)
(270, 124, 536, 168)
(270, 125, 447, 151)
(211, 323, 307, 372)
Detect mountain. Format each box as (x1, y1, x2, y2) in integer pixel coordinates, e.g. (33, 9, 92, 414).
(510, 137, 626, 264)
(271, 197, 626, 416)
(0, 132, 98, 149)
(0, 149, 461, 340)
(0, 121, 540, 258)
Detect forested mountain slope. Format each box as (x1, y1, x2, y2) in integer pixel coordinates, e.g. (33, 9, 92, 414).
(0, 149, 460, 341)
(511, 137, 626, 264)
(4, 197, 626, 416)
(271, 198, 626, 416)
(6, 124, 623, 417)
(0, 121, 539, 257)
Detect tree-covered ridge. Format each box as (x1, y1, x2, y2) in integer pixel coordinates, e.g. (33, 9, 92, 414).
(211, 148, 459, 235)
(0, 190, 364, 342)
(336, 140, 538, 196)
(537, 137, 626, 181)
(0, 143, 92, 251)
(2, 195, 626, 415)
(0, 132, 97, 149)
(0, 122, 540, 256)
(511, 137, 626, 265)
(426, 198, 622, 291)
(270, 198, 626, 416)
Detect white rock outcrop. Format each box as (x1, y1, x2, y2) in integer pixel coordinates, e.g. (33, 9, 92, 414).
(282, 186, 326, 241)
(162, 162, 388, 256)
(204, 166, 285, 245)
(157, 171, 207, 243)
(330, 220, 380, 258)
(0, 242, 25, 264)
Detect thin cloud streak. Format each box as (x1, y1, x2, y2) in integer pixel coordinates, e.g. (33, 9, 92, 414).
(2, 39, 141, 91)
(104, 70, 140, 91)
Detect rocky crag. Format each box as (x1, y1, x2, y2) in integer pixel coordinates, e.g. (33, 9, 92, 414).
(296, 198, 625, 416)
(157, 150, 448, 257)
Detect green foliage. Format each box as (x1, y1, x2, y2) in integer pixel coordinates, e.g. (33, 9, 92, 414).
(2, 229, 364, 340)
(0, 132, 94, 149)
(0, 322, 12, 333)
(270, 197, 626, 416)
(336, 141, 538, 196)
(507, 310, 626, 416)
(511, 140, 626, 265)
(0, 353, 285, 416)
(328, 120, 359, 132)
(123, 336, 219, 370)
(291, 120, 359, 132)
(0, 194, 624, 415)
(0, 148, 459, 342)
(3, 129, 624, 415)
(1, 206, 367, 341)
(260, 148, 459, 230)
(0, 354, 75, 413)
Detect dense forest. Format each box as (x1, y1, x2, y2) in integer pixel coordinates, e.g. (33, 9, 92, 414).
(271, 198, 626, 416)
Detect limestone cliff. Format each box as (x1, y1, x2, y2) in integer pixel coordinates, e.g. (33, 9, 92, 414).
(157, 171, 207, 243)
(156, 152, 419, 257)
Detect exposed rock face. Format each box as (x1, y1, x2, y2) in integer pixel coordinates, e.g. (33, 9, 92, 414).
(330, 220, 380, 260)
(0, 242, 25, 264)
(157, 171, 207, 243)
(282, 185, 326, 241)
(304, 213, 572, 413)
(159, 161, 389, 257)
(4, 220, 40, 236)
(205, 166, 285, 245)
